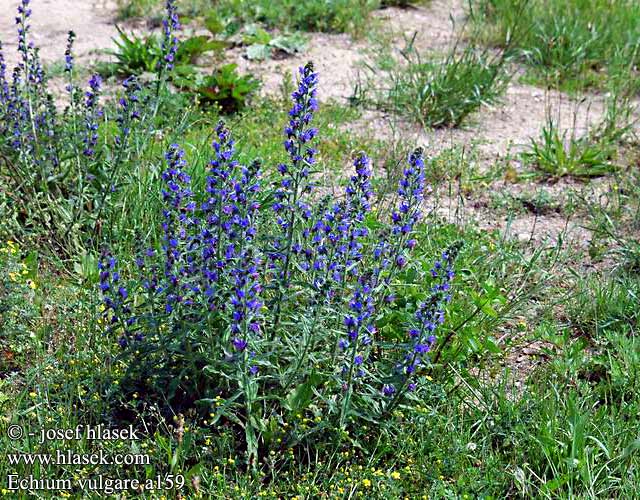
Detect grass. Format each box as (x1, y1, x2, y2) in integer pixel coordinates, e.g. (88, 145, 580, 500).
(117, 0, 380, 35)
(355, 32, 511, 128)
(3, 215, 640, 497)
(521, 83, 636, 179)
(468, 0, 640, 92)
(521, 118, 615, 179)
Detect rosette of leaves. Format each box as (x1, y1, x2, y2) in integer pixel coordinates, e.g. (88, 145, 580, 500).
(243, 25, 308, 61)
(175, 63, 260, 113)
(102, 28, 226, 77)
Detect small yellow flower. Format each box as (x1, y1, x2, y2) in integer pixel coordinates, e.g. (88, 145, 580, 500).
(29, 391, 37, 398)
(391, 471, 401, 480)
(362, 479, 371, 488)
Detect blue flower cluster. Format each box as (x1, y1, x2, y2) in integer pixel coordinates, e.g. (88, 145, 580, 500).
(102, 118, 265, 372)
(271, 62, 319, 286)
(374, 147, 426, 277)
(386, 241, 462, 397)
(202, 120, 239, 300)
(98, 253, 135, 347)
(0, 42, 9, 130)
(64, 31, 75, 75)
(116, 77, 142, 144)
(302, 152, 373, 299)
(160, 144, 197, 314)
(159, 0, 180, 72)
(87, 59, 463, 430)
(82, 75, 102, 157)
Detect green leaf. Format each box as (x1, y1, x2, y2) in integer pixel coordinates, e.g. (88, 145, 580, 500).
(285, 373, 323, 414)
(204, 13, 224, 35)
(270, 33, 308, 54)
(246, 44, 272, 61)
(622, 437, 640, 460)
(243, 25, 272, 45)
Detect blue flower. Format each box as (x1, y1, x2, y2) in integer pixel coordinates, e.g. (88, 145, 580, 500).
(270, 62, 319, 288)
(82, 74, 102, 157)
(395, 241, 462, 390)
(115, 76, 142, 144)
(158, 0, 180, 72)
(97, 252, 134, 347)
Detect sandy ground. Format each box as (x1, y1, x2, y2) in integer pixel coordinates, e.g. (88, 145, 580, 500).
(0, 0, 119, 69)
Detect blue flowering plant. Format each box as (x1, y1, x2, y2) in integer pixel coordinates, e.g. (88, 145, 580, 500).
(0, 0, 180, 256)
(97, 61, 463, 467)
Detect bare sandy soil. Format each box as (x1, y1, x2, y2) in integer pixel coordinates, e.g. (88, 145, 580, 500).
(0, 0, 119, 69)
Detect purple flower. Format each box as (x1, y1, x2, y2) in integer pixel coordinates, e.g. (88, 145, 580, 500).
(64, 31, 75, 74)
(270, 62, 319, 288)
(158, 0, 180, 72)
(82, 74, 102, 157)
(115, 76, 142, 144)
(97, 252, 134, 347)
(382, 385, 396, 396)
(394, 241, 462, 392)
(232, 337, 247, 351)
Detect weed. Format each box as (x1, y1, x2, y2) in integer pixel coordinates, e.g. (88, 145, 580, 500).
(356, 33, 510, 128)
(118, 0, 381, 35)
(521, 119, 614, 179)
(175, 63, 260, 112)
(101, 28, 226, 77)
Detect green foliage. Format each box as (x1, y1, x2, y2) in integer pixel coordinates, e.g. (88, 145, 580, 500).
(521, 119, 615, 178)
(357, 34, 510, 128)
(116, 0, 161, 20)
(175, 63, 260, 112)
(243, 26, 308, 61)
(176, 35, 228, 64)
(0, 241, 38, 373)
(105, 27, 162, 76)
(567, 273, 639, 336)
(118, 0, 380, 35)
(469, 0, 640, 90)
(102, 28, 225, 77)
